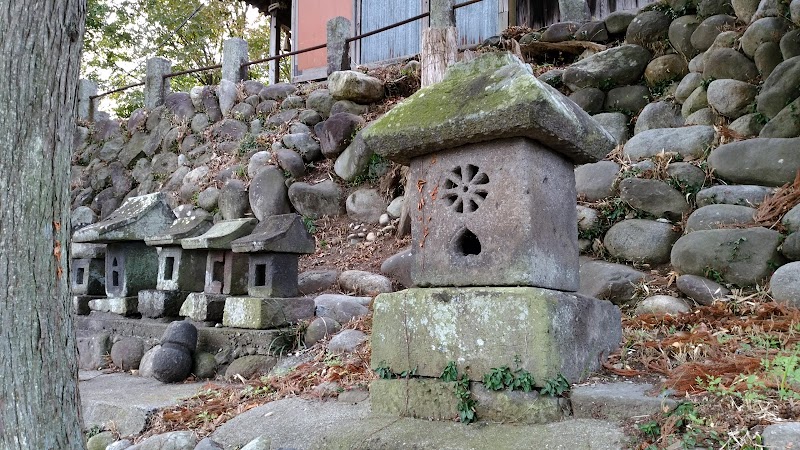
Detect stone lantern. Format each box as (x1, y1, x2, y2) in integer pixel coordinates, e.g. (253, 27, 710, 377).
(362, 52, 622, 423)
(72, 193, 176, 316)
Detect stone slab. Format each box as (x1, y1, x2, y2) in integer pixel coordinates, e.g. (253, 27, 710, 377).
(362, 52, 615, 165)
(73, 193, 176, 243)
(89, 297, 139, 317)
(71, 243, 106, 259)
(180, 292, 227, 322)
(371, 287, 621, 386)
(76, 314, 290, 357)
(223, 296, 315, 329)
(137, 289, 189, 319)
(571, 382, 677, 420)
(74, 295, 103, 315)
(181, 218, 257, 250)
(409, 138, 579, 290)
(230, 214, 315, 254)
(370, 379, 568, 424)
(145, 215, 213, 246)
(80, 371, 204, 436)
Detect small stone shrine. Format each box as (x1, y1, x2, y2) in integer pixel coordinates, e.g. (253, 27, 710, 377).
(362, 52, 622, 423)
(138, 213, 213, 319)
(71, 243, 107, 315)
(179, 218, 256, 323)
(223, 214, 316, 329)
(72, 193, 176, 316)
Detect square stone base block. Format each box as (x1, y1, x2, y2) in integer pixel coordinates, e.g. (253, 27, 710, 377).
(371, 287, 621, 386)
(222, 296, 314, 329)
(180, 292, 227, 322)
(89, 297, 139, 317)
(137, 289, 189, 318)
(370, 379, 568, 424)
(74, 295, 104, 315)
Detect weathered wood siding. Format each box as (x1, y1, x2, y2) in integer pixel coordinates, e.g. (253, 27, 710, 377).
(517, 0, 653, 28)
(456, 0, 500, 47)
(359, 0, 423, 64)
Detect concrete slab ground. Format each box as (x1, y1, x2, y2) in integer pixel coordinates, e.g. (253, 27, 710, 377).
(80, 371, 205, 436)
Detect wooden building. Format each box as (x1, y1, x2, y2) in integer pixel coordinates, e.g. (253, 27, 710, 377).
(244, 0, 652, 82)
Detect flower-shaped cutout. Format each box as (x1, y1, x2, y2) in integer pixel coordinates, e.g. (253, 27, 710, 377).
(442, 164, 489, 213)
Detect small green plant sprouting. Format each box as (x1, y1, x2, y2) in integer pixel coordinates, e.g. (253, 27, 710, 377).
(703, 266, 724, 284)
(375, 362, 393, 379)
(455, 374, 477, 424)
(238, 133, 258, 156)
(483, 366, 515, 391)
(541, 374, 570, 396)
(302, 216, 317, 234)
(638, 420, 661, 438)
(440, 361, 458, 382)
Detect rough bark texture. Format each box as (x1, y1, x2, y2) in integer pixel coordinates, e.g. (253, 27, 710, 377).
(421, 27, 458, 87)
(0, 1, 87, 448)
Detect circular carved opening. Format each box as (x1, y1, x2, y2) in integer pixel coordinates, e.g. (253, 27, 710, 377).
(442, 164, 489, 213)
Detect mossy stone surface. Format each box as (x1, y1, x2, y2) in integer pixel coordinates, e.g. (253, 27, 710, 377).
(362, 52, 615, 165)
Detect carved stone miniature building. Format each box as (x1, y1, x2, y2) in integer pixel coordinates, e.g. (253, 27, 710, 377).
(223, 214, 316, 329)
(179, 218, 256, 322)
(362, 52, 622, 423)
(72, 193, 176, 316)
(71, 243, 106, 315)
(137, 214, 213, 319)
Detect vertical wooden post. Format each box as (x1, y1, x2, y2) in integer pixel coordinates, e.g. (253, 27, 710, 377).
(269, 14, 282, 84)
(421, 0, 458, 87)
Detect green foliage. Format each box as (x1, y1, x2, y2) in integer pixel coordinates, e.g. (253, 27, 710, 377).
(375, 362, 393, 380)
(84, 0, 276, 117)
(483, 360, 537, 393)
(238, 133, 259, 156)
(703, 266, 724, 284)
(638, 420, 661, 438)
(440, 361, 458, 382)
(541, 374, 570, 396)
(455, 374, 477, 424)
(302, 216, 317, 234)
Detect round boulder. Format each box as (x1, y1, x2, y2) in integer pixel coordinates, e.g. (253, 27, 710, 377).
(770, 262, 800, 307)
(248, 166, 291, 221)
(625, 11, 671, 48)
(706, 79, 758, 119)
(603, 219, 680, 264)
(304, 317, 342, 347)
(676, 274, 731, 306)
(635, 295, 691, 316)
(288, 180, 344, 218)
(346, 189, 386, 224)
(110, 337, 145, 371)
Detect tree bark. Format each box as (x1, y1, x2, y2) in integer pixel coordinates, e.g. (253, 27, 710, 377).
(421, 27, 458, 87)
(0, 1, 87, 448)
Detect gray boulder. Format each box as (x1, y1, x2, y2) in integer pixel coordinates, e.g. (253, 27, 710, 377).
(562, 44, 651, 91)
(151, 321, 197, 384)
(225, 355, 277, 379)
(685, 204, 757, 232)
(782, 232, 800, 260)
(783, 204, 800, 231)
(671, 227, 785, 286)
(666, 162, 706, 191)
(625, 11, 671, 47)
(733, 0, 761, 23)
(699, 0, 735, 17)
(759, 97, 800, 137)
(345, 189, 386, 224)
(328, 329, 368, 353)
(110, 337, 145, 371)
(762, 423, 800, 450)
(706, 79, 758, 119)
(708, 138, 800, 186)
(619, 178, 691, 221)
(578, 259, 648, 305)
(781, 29, 800, 59)
(769, 262, 800, 306)
(696, 184, 776, 207)
(339, 270, 392, 295)
(541, 22, 580, 42)
(676, 274, 731, 305)
(334, 133, 373, 181)
(304, 317, 342, 347)
(623, 125, 716, 161)
(635, 295, 691, 315)
(165, 92, 195, 122)
(592, 112, 630, 144)
(668, 15, 701, 59)
(634, 101, 684, 134)
(741, 16, 794, 57)
(298, 269, 339, 295)
(569, 88, 605, 114)
(381, 247, 414, 288)
(644, 54, 688, 87)
(331, 100, 369, 116)
(603, 219, 680, 264)
(282, 95, 305, 110)
(219, 179, 250, 220)
(793, 0, 800, 25)
(260, 83, 297, 101)
(315, 294, 370, 324)
(288, 180, 344, 218)
(757, 56, 800, 119)
(691, 15, 738, 51)
(675, 73, 703, 104)
(128, 432, 196, 450)
(275, 148, 306, 179)
(681, 86, 709, 118)
(604, 85, 651, 115)
(575, 21, 609, 42)
(328, 71, 384, 103)
(575, 161, 620, 201)
(605, 11, 637, 34)
(729, 113, 767, 137)
(319, 113, 364, 159)
(306, 89, 336, 118)
(685, 107, 716, 125)
(703, 48, 760, 82)
(248, 166, 290, 221)
(282, 132, 322, 162)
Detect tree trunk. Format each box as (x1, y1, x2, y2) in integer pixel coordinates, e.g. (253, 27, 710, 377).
(0, 1, 87, 449)
(421, 27, 459, 87)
